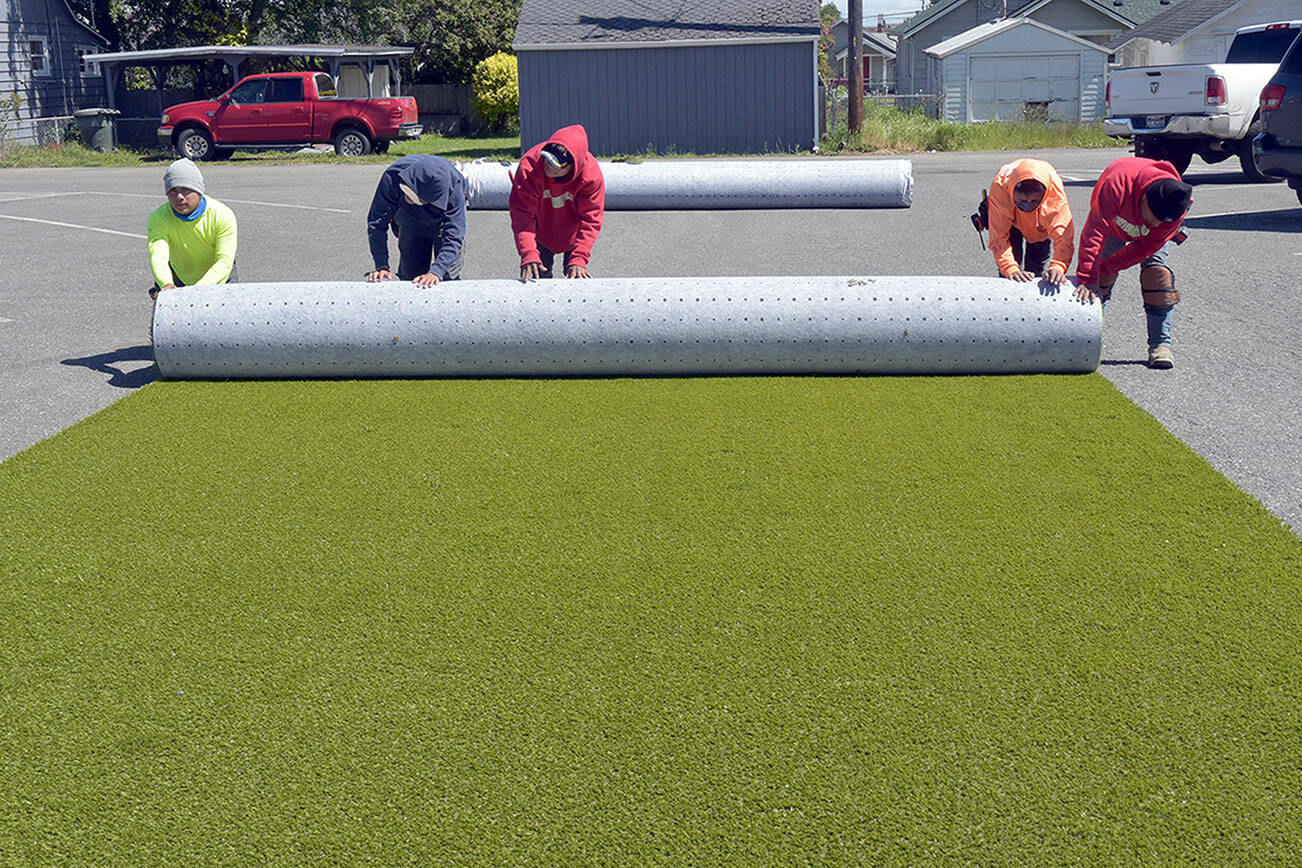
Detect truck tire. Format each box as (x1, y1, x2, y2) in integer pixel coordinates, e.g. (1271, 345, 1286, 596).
(1135, 137, 1192, 175)
(1237, 120, 1278, 183)
(176, 127, 215, 162)
(333, 127, 373, 157)
(211, 147, 235, 161)
(373, 140, 390, 154)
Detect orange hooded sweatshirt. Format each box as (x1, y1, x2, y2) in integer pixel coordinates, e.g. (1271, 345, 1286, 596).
(987, 159, 1074, 278)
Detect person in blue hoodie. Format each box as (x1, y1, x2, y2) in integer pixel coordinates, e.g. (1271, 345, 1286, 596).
(366, 154, 466, 287)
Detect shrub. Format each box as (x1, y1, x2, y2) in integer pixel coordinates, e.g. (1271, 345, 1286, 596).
(472, 52, 519, 133)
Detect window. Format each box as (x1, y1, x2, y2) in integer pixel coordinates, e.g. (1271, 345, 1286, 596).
(314, 74, 337, 98)
(28, 37, 50, 77)
(266, 78, 304, 103)
(1225, 27, 1300, 64)
(228, 79, 267, 105)
(76, 46, 100, 77)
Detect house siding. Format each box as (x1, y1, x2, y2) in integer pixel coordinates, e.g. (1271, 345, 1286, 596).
(519, 41, 817, 155)
(3, 0, 108, 144)
(1116, 0, 1302, 66)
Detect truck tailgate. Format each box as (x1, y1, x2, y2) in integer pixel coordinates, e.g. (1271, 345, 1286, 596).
(1109, 65, 1218, 117)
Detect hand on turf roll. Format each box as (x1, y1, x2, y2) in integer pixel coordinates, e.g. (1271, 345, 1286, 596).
(565, 264, 591, 279)
(521, 262, 544, 283)
(413, 272, 440, 288)
(366, 269, 395, 283)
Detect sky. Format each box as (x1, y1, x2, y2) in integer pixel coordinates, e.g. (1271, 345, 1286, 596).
(828, 0, 929, 24)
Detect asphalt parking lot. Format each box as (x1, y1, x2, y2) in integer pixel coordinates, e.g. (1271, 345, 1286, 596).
(1, 149, 1298, 531)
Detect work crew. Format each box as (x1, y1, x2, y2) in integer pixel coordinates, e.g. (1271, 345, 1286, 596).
(147, 158, 238, 298)
(986, 158, 1074, 286)
(1075, 156, 1193, 369)
(366, 154, 466, 287)
(510, 124, 605, 282)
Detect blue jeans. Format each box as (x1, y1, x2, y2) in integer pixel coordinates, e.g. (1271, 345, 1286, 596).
(1099, 237, 1174, 348)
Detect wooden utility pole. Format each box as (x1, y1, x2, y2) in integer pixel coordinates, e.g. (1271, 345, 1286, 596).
(848, 0, 864, 133)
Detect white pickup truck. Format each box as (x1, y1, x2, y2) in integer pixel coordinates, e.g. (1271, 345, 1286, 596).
(1103, 20, 1301, 181)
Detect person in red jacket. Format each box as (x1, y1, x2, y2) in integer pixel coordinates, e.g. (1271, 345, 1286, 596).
(510, 124, 605, 282)
(1075, 157, 1193, 369)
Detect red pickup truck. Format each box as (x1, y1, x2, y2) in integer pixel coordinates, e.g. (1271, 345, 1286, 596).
(158, 71, 422, 160)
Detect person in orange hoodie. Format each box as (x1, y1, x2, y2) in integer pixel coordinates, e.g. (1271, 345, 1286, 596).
(986, 158, 1074, 286)
(510, 124, 605, 282)
(1075, 156, 1193, 369)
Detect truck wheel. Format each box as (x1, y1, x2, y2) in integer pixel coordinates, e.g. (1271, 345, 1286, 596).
(1237, 121, 1278, 183)
(176, 127, 215, 162)
(333, 128, 373, 157)
(211, 147, 235, 161)
(1165, 148, 1193, 176)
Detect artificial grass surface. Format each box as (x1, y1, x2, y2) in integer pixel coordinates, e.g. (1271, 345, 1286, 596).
(1, 375, 1298, 864)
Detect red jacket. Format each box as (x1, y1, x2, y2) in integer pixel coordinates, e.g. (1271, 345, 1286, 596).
(509, 125, 605, 268)
(1076, 157, 1188, 284)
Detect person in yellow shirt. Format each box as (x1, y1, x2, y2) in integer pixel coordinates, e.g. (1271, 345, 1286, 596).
(146, 158, 238, 298)
(985, 158, 1074, 286)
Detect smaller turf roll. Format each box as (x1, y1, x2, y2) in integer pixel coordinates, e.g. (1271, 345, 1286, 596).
(151, 276, 1102, 379)
(460, 158, 915, 210)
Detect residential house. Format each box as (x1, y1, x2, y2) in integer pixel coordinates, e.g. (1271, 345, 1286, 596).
(513, 0, 822, 155)
(1109, 0, 1302, 66)
(826, 19, 898, 92)
(2, 0, 109, 144)
(893, 0, 1174, 103)
(926, 17, 1111, 121)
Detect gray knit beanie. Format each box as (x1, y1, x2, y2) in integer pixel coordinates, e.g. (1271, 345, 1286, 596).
(163, 158, 205, 195)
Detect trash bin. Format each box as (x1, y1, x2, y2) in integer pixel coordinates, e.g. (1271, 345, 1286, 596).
(73, 108, 120, 152)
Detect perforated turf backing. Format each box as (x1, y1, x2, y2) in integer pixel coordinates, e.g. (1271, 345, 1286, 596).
(1, 375, 1298, 864)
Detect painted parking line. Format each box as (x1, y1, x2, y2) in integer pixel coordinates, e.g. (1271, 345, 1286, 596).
(87, 191, 351, 213)
(0, 213, 146, 239)
(0, 191, 349, 213)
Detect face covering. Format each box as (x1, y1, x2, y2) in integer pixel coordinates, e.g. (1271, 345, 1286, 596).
(1015, 198, 1040, 213)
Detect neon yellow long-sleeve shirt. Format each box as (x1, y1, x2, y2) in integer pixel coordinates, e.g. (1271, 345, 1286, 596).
(147, 197, 238, 288)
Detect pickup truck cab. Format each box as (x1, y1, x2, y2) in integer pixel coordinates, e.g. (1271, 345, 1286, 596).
(1103, 20, 1301, 181)
(158, 71, 422, 160)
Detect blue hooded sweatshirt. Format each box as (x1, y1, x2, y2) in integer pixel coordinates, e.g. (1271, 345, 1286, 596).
(367, 154, 467, 279)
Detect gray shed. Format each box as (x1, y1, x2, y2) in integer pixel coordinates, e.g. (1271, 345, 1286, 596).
(512, 0, 822, 156)
(925, 18, 1111, 123)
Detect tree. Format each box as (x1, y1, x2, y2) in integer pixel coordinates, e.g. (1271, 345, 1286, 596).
(396, 0, 521, 84)
(819, 2, 838, 82)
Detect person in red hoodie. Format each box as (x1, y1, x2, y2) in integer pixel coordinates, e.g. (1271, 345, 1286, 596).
(510, 124, 605, 282)
(1075, 156, 1193, 369)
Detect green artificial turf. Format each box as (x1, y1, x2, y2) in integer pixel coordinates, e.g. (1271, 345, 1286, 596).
(1, 375, 1298, 864)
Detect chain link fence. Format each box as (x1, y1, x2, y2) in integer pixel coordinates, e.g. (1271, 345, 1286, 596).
(823, 85, 944, 135)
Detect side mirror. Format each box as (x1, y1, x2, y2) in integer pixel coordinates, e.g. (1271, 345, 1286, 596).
(218, 94, 231, 105)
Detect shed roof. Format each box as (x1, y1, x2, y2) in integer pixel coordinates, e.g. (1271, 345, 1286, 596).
(1105, 0, 1248, 49)
(513, 0, 820, 48)
(924, 16, 1112, 57)
(82, 44, 413, 64)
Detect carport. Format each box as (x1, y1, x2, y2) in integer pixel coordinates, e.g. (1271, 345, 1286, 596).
(82, 44, 415, 113)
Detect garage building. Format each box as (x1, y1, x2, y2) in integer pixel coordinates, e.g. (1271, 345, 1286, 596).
(513, 0, 822, 156)
(925, 18, 1111, 123)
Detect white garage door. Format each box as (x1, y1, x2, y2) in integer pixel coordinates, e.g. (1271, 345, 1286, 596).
(968, 54, 1081, 122)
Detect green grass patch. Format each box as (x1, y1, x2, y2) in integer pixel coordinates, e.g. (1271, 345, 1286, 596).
(2, 376, 1298, 863)
(0, 133, 522, 168)
(822, 102, 1122, 155)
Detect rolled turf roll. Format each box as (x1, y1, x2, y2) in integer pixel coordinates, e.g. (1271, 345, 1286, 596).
(151, 277, 1101, 379)
(459, 158, 914, 210)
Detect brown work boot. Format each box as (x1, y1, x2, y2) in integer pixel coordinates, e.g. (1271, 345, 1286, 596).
(1147, 345, 1174, 369)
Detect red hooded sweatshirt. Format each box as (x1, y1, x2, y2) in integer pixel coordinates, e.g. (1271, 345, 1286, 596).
(509, 125, 605, 268)
(1076, 157, 1187, 285)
